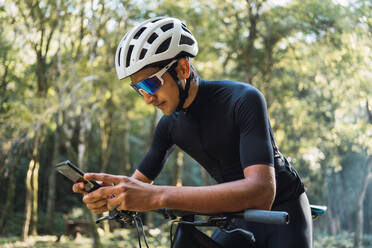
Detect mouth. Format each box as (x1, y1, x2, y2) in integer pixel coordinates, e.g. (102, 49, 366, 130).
(154, 102, 166, 108)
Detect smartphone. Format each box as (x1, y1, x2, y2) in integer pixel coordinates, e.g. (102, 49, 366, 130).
(56, 160, 101, 192)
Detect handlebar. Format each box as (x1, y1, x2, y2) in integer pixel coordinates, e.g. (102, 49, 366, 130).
(95, 208, 289, 248)
(153, 208, 289, 225)
(96, 208, 289, 225)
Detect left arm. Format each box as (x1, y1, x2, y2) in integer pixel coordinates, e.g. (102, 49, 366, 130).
(156, 164, 276, 212)
(82, 164, 275, 213)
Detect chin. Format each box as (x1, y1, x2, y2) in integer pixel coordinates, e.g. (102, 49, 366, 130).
(162, 109, 172, 116)
(161, 106, 176, 116)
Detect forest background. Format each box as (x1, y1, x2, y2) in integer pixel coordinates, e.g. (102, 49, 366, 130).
(0, 0, 371, 247)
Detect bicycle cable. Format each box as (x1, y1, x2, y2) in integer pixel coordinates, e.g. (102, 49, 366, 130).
(138, 215, 150, 248)
(96, 209, 149, 248)
(129, 212, 149, 248)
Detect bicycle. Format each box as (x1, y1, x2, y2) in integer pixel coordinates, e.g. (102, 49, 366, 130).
(95, 205, 326, 248)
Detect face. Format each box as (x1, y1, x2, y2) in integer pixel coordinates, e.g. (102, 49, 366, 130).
(130, 66, 180, 115)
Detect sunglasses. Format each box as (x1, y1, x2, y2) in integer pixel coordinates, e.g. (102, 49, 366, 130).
(130, 60, 177, 96)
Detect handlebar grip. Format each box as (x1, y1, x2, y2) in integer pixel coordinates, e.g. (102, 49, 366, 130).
(243, 210, 289, 224)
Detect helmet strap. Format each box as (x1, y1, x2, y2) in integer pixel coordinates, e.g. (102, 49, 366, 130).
(167, 66, 191, 112)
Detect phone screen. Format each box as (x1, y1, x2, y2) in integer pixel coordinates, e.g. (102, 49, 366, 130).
(56, 160, 100, 192)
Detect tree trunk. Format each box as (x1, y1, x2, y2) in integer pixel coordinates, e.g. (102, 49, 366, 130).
(85, 206, 102, 247)
(22, 160, 34, 241)
(262, 37, 277, 107)
(78, 111, 102, 248)
(44, 0, 63, 232)
(174, 149, 183, 187)
(123, 120, 131, 174)
(354, 156, 372, 248)
(340, 168, 353, 230)
(245, 0, 265, 83)
(30, 153, 40, 236)
(326, 169, 340, 235)
(331, 169, 341, 233)
(22, 133, 41, 240)
(0, 146, 21, 234)
(45, 114, 62, 233)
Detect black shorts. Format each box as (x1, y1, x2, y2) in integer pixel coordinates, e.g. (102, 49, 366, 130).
(211, 193, 313, 248)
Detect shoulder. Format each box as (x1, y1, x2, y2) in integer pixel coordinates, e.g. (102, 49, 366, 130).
(201, 79, 262, 100)
(212, 82, 268, 123)
(205, 80, 265, 108)
(235, 84, 266, 109)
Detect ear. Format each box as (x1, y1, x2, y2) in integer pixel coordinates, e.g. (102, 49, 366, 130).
(175, 58, 190, 80)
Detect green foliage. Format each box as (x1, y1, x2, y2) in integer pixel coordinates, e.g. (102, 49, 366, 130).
(0, 0, 371, 245)
(0, 226, 172, 248)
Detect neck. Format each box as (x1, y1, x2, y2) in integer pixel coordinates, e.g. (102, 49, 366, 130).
(182, 77, 199, 109)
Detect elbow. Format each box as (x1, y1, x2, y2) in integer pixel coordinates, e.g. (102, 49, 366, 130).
(260, 183, 276, 210)
(248, 176, 276, 211)
(241, 165, 277, 211)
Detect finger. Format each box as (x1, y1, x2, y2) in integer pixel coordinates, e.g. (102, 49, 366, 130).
(84, 173, 124, 185)
(86, 199, 107, 210)
(108, 195, 125, 211)
(83, 186, 117, 203)
(72, 182, 86, 193)
(91, 205, 108, 214)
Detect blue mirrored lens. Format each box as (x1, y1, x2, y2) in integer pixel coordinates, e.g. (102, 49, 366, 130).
(134, 76, 162, 95)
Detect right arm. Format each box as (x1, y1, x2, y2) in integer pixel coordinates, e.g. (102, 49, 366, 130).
(73, 116, 174, 212)
(131, 115, 175, 184)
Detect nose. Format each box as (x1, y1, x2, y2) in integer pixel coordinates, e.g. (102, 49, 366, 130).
(142, 92, 156, 104)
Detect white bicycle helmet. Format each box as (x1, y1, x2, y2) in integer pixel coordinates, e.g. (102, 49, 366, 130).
(115, 16, 198, 80)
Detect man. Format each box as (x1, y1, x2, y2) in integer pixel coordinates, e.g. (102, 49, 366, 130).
(73, 17, 312, 247)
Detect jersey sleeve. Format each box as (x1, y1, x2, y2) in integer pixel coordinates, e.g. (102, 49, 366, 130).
(137, 115, 175, 180)
(235, 88, 274, 168)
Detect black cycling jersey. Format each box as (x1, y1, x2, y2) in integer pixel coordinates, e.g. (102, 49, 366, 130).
(138, 79, 305, 207)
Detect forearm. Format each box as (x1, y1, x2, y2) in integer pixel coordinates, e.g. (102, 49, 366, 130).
(131, 166, 275, 213)
(157, 176, 275, 213)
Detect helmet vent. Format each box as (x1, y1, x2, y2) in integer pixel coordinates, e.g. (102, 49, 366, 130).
(117, 47, 122, 66)
(147, 33, 158, 44)
(126, 45, 134, 67)
(161, 23, 174, 32)
(134, 27, 146, 39)
(139, 49, 147, 60)
(151, 18, 163, 23)
(155, 37, 172, 54)
(179, 35, 194, 46)
(182, 26, 192, 35)
(122, 34, 128, 42)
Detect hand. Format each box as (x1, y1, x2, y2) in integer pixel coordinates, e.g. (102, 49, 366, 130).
(82, 173, 162, 212)
(72, 179, 112, 214)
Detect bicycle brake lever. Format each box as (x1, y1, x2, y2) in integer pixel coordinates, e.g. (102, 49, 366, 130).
(95, 207, 120, 224)
(95, 215, 110, 224)
(221, 228, 256, 243)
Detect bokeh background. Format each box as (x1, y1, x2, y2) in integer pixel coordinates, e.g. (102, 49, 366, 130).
(0, 0, 371, 247)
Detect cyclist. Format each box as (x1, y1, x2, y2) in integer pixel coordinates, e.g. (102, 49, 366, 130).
(73, 17, 312, 248)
